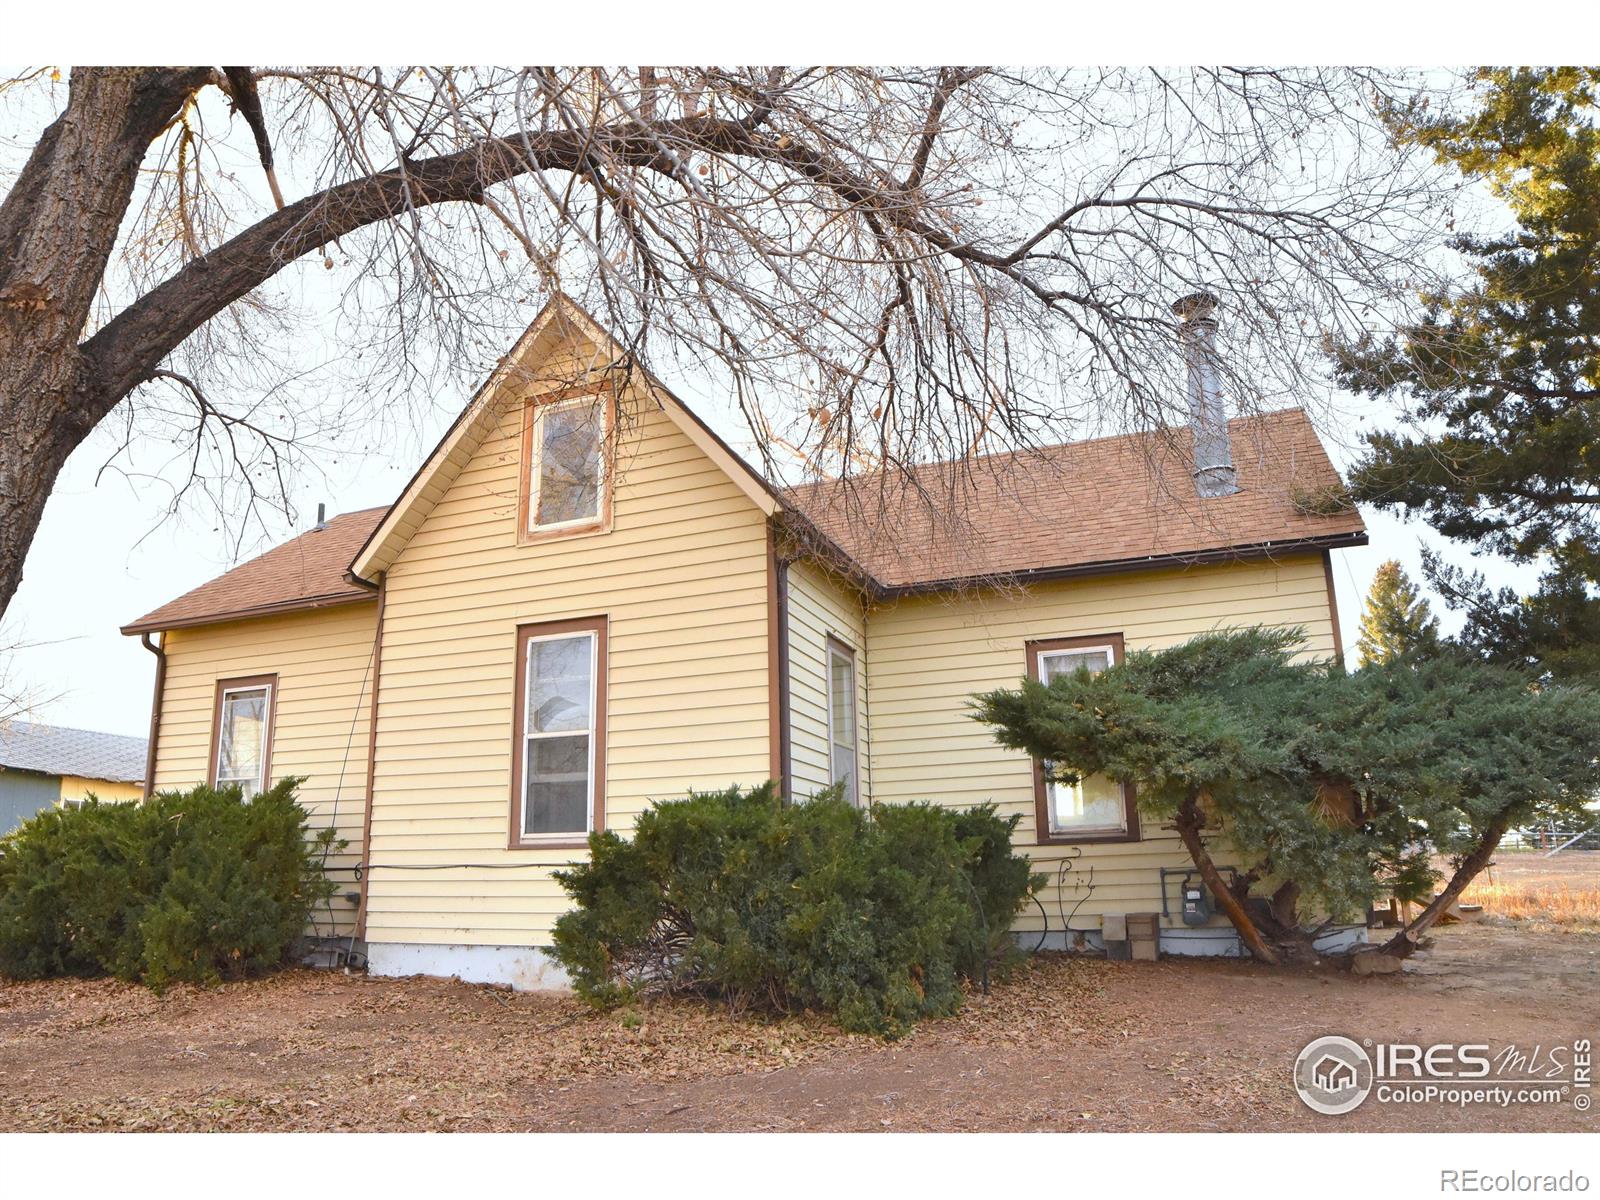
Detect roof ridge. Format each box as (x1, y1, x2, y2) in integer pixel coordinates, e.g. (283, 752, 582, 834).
(782, 407, 1310, 497)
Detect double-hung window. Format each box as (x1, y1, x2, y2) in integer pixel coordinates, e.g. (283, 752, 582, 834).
(522, 391, 609, 539)
(1027, 635, 1138, 842)
(211, 675, 276, 798)
(512, 618, 606, 845)
(826, 638, 860, 805)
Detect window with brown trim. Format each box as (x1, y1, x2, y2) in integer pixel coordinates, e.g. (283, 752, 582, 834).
(517, 387, 613, 544)
(825, 636, 860, 805)
(1024, 635, 1140, 844)
(208, 674, 277, 798)
(510, 616, 607, 848)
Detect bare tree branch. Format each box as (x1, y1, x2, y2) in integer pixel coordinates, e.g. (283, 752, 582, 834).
(0, 66, 1466, 619)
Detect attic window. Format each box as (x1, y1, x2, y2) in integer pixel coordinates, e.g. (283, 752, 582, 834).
(521, 391, 610, 539)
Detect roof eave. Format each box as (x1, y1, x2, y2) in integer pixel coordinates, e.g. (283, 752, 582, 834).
(870, 529, 1369, 601)
(119, 588, 377, 636)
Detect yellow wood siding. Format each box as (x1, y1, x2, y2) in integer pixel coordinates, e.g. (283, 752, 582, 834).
(864, 553, 1337, 934)
(152, 603, 379, 937)
(58, 776, 144, 804)
(364, 341, 774, 948)
(785, 558, 871, 804)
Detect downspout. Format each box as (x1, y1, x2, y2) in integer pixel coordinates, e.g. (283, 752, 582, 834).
(860, 594, 874, 808)
(354, 571, 386, 940)
(138, 631, 166, 800)
(775, 558, 792, 803)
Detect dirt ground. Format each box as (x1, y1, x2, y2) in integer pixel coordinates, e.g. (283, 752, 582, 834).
(3, 862, 1596, 1132)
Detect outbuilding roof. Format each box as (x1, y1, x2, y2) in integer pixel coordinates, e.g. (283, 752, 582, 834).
(0, 720, 148, 784)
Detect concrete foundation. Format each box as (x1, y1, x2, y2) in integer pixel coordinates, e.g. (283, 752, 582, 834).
(1018, 923, 1368, 958)
(364, 922, 1371, 989)
(366, 942, 571, 990)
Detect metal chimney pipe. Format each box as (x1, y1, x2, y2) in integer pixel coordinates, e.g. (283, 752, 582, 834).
(1171, 291, 1238, 498)
(313, 502, 328, 531)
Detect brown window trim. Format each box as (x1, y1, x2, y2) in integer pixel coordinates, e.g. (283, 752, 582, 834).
(1024, 634, 1140, 846)
(824, 634, 860, 805)
(508, 615, 608, 850)
(206, 673, 279, 794)
(516, 381, 616, 547)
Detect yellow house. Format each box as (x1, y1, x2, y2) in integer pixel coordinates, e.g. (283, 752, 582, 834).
(123, 297, 1366, 985)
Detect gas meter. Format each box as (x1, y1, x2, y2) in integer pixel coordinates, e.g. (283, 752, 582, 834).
(1181, 878, 1213, 926)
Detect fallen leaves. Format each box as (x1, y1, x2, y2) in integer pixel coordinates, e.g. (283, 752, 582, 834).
(2, 923, 1592, 1132)
(0, 956, 1117, 1131)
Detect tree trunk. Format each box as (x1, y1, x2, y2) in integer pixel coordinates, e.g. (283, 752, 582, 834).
(0, 67, 210, 617)
(1269, 879, 1302, 930)
(0, 80, 751, 622)
(1174, 789, 1281, 965)
(1378, 812, 1512, 958)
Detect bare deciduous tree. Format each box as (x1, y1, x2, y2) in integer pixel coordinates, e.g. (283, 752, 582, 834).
(0, 65, 1459, 618)
(0, 630, 64, 727)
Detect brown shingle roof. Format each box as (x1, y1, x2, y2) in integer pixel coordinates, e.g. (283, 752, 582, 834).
(124, 409, 1362, 633)
(782, 408, 1365, 593)
(121, 507, 386, 634)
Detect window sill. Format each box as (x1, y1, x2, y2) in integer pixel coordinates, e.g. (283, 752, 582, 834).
(507, 837, 593, 851)
(1036, 829, 1141, 846)
(517, 518, 610, 548)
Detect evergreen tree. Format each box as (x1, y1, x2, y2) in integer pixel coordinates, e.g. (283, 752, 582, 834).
(971, 628, 1600, 964)
(1333, 68, 1600, 682)
(1356, 560, 1440, 666)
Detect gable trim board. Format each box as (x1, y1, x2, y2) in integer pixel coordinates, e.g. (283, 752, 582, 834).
(125, 302, 1369, 984)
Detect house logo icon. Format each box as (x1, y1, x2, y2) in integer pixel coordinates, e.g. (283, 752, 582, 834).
(1312, 1054, 1357, 1093)
(1294, 1036, 1374, 1115)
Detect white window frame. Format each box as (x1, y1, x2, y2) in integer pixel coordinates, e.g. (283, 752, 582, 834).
(519, 629, 599, 842)
(526, 395, 609, 535)
(214, 682, 274, 798)
(1036, 642, 1126, 836)
(825, 637, 860, 805)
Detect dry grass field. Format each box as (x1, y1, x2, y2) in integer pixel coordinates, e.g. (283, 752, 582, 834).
(1460, 849, 1600, 932)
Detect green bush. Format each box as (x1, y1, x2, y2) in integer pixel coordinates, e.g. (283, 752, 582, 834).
(0, 779, 338, 989)
(551, 785, 1041, 1036)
